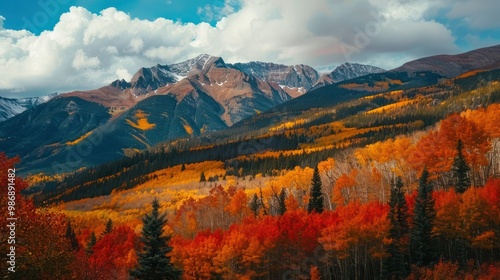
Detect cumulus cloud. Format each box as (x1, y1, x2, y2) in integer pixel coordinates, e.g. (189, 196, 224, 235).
(446, 0, 500, 29)
(0, 0, 496, 97)
(72, 49, 100, 70)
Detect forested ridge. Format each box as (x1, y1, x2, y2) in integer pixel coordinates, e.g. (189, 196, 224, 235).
(2, 69, 500, 279)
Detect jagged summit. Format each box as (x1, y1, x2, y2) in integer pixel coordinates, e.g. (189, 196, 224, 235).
(110, 79, 131, 90)
(313, 62, 385, 88)
(0, 93, 60, 122)
(230, 61, 320, 91)
(331, 62, 385, 81)
(169, 54, 226, 77)
(129, 64, 177, 95)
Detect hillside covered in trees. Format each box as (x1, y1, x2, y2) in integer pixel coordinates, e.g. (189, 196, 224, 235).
(1, 65, 498, 279)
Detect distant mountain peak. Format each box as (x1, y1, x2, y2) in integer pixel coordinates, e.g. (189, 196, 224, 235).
(332, 62, 385, 78)
(169, 54, 226, 77)
(0, 93, 61, 122)
(229, 61, 320, 92)
(129, 64, 177, 95)
(110, 79, 131, 90)
(313, 62, 385, 88)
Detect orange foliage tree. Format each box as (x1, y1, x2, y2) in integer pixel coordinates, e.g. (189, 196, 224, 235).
(0, 153, 75, 279)
(410, 114, 491, 186)
(319, 202, 390, 279)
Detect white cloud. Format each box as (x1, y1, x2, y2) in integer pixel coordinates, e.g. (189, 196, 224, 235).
(128, 38, 144, 53)
(105, 45, 118, 55)
(72, 49, 100, 70)
(2, 0, 494, 98)
(116, 68, 132, 81)
(446, 0, 500, 29)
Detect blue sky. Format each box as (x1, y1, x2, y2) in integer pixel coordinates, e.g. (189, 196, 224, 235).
(0, 0, 499, 97)
(0, 0, 234, 32)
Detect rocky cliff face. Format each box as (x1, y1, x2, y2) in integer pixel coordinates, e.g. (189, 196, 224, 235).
(314, 62, 386, 88)
(231, 62, 320, 89)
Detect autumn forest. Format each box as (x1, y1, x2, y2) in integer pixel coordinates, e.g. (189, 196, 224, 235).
(0, 62, 499, 280)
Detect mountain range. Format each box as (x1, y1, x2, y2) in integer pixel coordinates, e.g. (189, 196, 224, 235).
(313, 63, 385, 89)
(0, 93, 60, 122)
(1, 44, 500, 175)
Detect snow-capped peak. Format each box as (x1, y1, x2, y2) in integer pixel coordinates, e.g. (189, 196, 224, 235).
(330, 62, 386, 82)
(0, 93, 60, 122)
(168, 54, 226, 76)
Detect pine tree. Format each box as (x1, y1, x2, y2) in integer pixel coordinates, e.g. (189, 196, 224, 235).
(181, 164, 186, 171)
(383, 177, 410, 279)
(65, 220, 79, 251)
(249, 193, 261, 217)
(101, 218, 113, 238)
(452, 140, 470, 265)
(199, 171, 206, 182)
(308, 166, 324, 213)
(410, 168, 437, 267)
(452, 139, 471, 193)
(86, 231, 97, 254)
(131, 199, 181, 279)
(278, 188, 287, 215)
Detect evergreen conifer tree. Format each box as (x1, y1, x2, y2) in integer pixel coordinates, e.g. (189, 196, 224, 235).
(86, 231, 97, 254)
(410, 168, 437, 267)
(383, 177, 410, 279)
(65, 220, 79, 251)
(452, 139, 471, 193)
(199, 171, 206, 182)
(307, 166, 324, 213)
(131, 199, 181, 279)
(100, 218, 113, 239)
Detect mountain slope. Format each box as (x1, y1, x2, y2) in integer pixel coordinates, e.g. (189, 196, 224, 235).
(0, 96, 110, 172)
(392, 44, 500, 77)
(0, 97, 26, 122)
(156, 56, 292, 126)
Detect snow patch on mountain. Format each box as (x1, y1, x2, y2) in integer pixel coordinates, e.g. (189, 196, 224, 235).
(230, 61, 320, 91)
(313, 62, 385, 88)
(0, 93, 60, 122)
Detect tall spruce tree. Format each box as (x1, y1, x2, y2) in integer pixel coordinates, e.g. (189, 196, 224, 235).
(65, 220, 79, 251)
(452, 140, 470, 266)
(86, 231, 97, 254)
(383, 177, 410, 279)
(100, 218, 113, 238)
(131, 199, 181, 279)
(307, 166, 324, 214)
(452, 139, 471, 193)
(410, 168, 437, 267)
